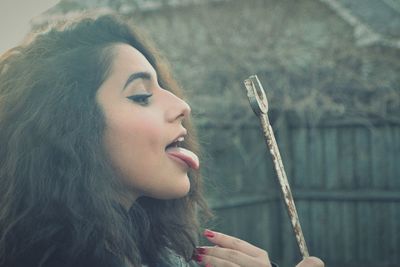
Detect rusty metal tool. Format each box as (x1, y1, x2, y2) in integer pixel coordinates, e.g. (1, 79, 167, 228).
(243, 75, 310, 258)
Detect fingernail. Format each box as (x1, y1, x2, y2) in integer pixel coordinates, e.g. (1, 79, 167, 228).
(204, 229, 215, 238)
(193, 254, 203, 263)
(205, 264, 212, 267)
(196, 247, 207, 254)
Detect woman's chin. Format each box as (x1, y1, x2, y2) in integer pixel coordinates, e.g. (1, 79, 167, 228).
(157, 175, 191, 199)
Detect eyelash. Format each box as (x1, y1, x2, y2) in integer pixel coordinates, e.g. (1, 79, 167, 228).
(127, 93, 153, 105)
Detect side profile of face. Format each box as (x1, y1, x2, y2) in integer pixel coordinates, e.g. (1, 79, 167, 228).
(96, 44, 199, 201)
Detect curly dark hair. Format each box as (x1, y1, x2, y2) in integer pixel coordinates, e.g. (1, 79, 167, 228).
(0, 12, 211, 267)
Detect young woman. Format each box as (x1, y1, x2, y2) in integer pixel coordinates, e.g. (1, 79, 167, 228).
(0, 12, 324, 267)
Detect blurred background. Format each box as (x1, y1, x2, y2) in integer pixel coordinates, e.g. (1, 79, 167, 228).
(1, 0, 399, 266)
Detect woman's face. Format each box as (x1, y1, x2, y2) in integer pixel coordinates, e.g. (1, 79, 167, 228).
(96, 44, 199, 201)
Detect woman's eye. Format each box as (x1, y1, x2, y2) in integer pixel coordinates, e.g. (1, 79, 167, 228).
(127, 93, 153, 105)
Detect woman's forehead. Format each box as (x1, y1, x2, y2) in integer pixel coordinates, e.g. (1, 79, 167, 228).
(109, 44, 156, 77)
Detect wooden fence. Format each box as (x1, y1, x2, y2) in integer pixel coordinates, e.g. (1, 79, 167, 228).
(199, 118, 400, 267)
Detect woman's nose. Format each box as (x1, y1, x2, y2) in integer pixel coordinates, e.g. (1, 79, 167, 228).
(165, 91, 191, 123)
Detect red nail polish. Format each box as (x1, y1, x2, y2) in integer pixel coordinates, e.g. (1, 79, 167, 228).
(194, 254, 203, 263)
(196, 247, 207, 254)
(204, 229, 215, 238)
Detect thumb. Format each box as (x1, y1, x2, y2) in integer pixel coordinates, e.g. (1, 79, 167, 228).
(295, 256, 324, 267)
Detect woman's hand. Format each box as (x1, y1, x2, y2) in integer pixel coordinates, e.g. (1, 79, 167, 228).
(193, 229, 324, 267)
(192, 229, 271, 267)
(295, 256, 324, 267)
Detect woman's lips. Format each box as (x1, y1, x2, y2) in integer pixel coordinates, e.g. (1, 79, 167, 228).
(165, 147, 199, 170)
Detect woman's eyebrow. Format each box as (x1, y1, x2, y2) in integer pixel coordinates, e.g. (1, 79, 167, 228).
(123, 71, 152, 91)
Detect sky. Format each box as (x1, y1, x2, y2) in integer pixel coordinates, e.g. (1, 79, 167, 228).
(0, 0, 59, 53)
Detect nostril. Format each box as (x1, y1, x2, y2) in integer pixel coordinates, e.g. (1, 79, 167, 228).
(175, 104, 190, 122)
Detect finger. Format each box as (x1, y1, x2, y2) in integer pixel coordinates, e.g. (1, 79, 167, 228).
(203, 229, 268, 258)
(194, 253, 241, 267)
(196, 246, 271, 267)
(295, 256, 325, 267)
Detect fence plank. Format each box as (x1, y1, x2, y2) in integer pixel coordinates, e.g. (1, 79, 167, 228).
(201, 128, 233, 199)
(357, 202, 371, 263)
(292, 127, 308, 189)
(354, 126, 371, 188)
(379, 203, 391, 262)
(342, 201, 356, 262)
(385, 126, 395, 188)
(244, 203, 275, 256)
(324, 127, 339, 190)
(266, 201, 282, 260)
(394, 126, 400, 188)
(309, 127, 324, 189)
(339, 127, 355, 189)
(377, 202, 390, 262)
(327, 201, 342, 262)
(371, 127, 388, 189)
(239, 127, 266, 193)
(388, 203, 395, 263)
(309, 202, 327, 259)
(231, 132, 245, 192)
(393, 202, 400, 263)
(368, 202, 377, 263)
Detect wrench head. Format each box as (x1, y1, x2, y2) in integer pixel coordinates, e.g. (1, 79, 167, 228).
(244, 75, 268, 115)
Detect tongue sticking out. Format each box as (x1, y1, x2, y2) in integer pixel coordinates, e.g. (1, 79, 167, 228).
(165, 147, 200, 170)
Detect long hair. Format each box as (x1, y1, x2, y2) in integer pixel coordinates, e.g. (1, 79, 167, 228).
(0, 12, 210, 267)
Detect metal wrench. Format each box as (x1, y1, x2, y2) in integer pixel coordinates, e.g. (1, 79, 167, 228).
(243, 75, 310, 258)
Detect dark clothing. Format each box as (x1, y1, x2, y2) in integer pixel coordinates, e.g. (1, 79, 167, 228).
(4, 237, 277, 267)
(4, 242, 194, 267)
(5, 246, 277, 267)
